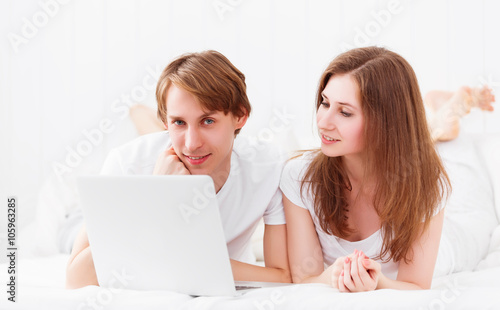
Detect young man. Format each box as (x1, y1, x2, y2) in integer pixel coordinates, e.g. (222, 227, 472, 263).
(66, 50, 291, 288)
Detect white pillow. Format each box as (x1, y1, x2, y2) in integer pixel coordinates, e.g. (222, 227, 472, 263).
(473, 133, 500, 223)
(472, 133, 500, 270)
(434, 134, 498, 275)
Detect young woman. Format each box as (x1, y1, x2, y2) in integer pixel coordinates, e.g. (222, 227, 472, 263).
(280, 46, 452, 292)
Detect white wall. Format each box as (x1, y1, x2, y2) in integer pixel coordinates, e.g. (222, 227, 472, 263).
(1, 0, 500, 234)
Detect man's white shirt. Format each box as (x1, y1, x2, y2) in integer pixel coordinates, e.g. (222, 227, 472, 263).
(100, 131, 286, 263)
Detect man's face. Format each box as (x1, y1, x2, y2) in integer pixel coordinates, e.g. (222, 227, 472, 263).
(165, 84, 247, 181)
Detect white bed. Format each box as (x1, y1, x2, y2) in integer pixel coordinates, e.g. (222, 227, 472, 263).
(2, 255, 500, 309)
(2, 132, 500, 309)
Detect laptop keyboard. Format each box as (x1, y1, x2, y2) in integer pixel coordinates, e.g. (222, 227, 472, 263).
(235, 285, 261, 290)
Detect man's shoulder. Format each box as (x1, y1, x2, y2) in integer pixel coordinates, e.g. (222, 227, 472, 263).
(107, 131, 170, 171)
(114, 131, 170, 153)
(229, 136, 287, 185)
(232, 136, 287, 167)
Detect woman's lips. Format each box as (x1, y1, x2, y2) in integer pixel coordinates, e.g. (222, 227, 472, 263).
(321, 134, 340, 144)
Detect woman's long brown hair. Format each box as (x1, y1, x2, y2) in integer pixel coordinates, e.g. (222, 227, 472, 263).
(301, 47, 451, 263)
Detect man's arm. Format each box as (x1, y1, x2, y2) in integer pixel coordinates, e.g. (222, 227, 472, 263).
(66, 225, 98, 288)
(230, 224, 291, 283)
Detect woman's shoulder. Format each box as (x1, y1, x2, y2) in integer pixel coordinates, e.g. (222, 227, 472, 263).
(280, 150, 320, 209)
(286, 150, 318, 164)
(283, 150, 318, 178)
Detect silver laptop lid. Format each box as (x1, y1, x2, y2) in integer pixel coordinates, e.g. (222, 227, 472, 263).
(77, 175, 236, 296)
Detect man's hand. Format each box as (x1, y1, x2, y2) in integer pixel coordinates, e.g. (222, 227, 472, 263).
(153, 147, 191, 175)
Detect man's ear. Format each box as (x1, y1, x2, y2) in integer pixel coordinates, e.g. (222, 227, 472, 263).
(163, 122, 168, 130)
(235, 113, 248, 130)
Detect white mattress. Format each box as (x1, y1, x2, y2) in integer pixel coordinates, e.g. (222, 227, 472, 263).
(4, 134, 500, 309)
(1, 254, 500, 310)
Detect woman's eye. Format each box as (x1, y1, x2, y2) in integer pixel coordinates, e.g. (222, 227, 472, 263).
(341, 110, 352, 117)
(320, 102, 330, 108)
(173, 120, 185, 126)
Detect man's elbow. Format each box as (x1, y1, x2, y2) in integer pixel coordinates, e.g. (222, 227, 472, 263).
(65, 248, 99, 289)
(65, 263, 82, 289)
(280, 267, 292, 283)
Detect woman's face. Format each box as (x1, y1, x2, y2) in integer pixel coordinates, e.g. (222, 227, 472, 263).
(316, 74, 365, 159)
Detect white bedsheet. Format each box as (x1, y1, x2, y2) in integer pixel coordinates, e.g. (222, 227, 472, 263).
(1, 254, 500, 310)
(4, 134, 499, 309)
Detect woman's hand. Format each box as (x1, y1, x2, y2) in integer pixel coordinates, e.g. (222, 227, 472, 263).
(323, 251, 367, 289)
(153, 146, 191, 175)
(337, 250, 381, 292)
(322, 257, 345, 289)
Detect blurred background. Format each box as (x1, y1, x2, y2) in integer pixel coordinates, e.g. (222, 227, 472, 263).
(1, 0, 499, 254)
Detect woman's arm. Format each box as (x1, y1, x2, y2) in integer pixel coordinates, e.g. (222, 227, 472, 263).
(65, 225, 99, 289)
(230, 224, 291, 283)
(384, 208, 445, 290)
(340, 209, 445, 291)
(284, 194, 339, 284)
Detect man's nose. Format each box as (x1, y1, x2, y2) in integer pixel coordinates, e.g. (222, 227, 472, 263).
(185, 127, 203, 151)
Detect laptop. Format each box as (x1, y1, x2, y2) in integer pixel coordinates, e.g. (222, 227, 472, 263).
(77, 175, 288, 296)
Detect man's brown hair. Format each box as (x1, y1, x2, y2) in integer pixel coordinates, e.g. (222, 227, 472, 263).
(156, 50, 251, 135)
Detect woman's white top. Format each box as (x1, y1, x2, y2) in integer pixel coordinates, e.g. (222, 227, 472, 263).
(280, 153, 399, 280)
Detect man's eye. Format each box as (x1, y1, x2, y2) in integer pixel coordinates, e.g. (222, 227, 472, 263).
(204, 119, 215, 125)
(173, 120, 185, 125)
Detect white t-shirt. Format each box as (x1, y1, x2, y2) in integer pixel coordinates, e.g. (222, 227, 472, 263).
(279, 153, 399, 280)
(100, 131, 286, 264)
